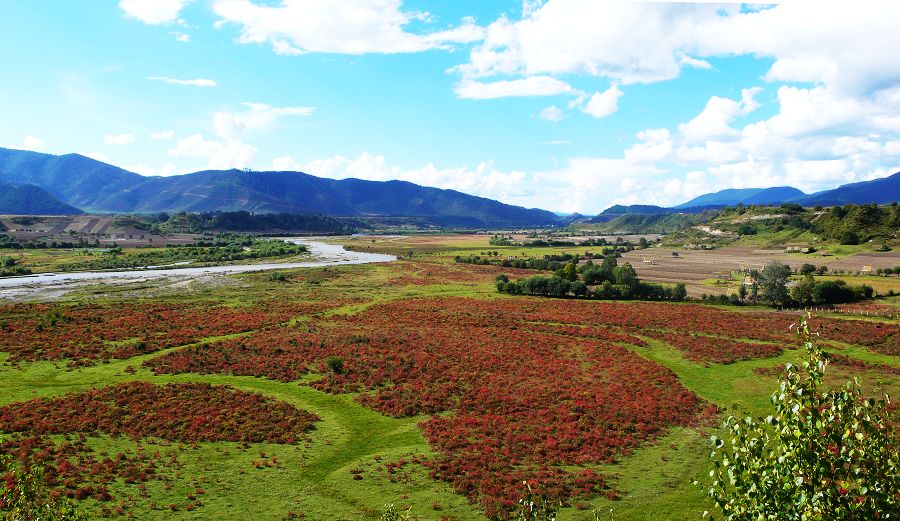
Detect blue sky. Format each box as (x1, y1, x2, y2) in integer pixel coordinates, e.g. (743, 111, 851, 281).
(2, 1, 899, 213)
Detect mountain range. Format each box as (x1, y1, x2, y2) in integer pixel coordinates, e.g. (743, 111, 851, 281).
(674, 186, 806, 208)
(0, 147, 897, 224)
(597, 173, 900, 220)
(0, 148, 557, 226)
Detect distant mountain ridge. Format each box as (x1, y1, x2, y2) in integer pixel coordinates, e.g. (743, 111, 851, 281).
(671, 175, 900, 209)
(602, 175, 899, 218)
(794, 172, 900, 206)
(582, 175, 899, 231)
(1, 147, 897, 223)
(675, 186, 806, 209)
(0, 148, 558, 226)
(0, 182, 82, 215)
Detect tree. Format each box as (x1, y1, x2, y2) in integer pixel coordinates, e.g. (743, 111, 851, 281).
(799, 263, 816, 276)
(757, 261, 791, 307)
(816, 265, 828, 276)
(583, 256, 617, 285)
(737, 224, 757, 236)
(561, 261, 578, 282)
(545, 276, 572, 297)
(812, 280, 857, 304)
(839, 230, 860, 245)
(570, 281, 588, 297)
(0, 445, 83, 520)
(594, 280, 619, 300)
(702, 319, 899, 520)
(673, 283, 687, 301)
(612, 263, 639, 291)
(496, 274, 509, 291)
(790, 273, 816, 305)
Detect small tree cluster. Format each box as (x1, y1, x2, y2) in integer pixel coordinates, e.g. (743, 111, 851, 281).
(496, 257, 687, 302)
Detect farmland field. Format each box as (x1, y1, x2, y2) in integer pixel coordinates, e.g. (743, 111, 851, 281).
(1, 235, 899, 520)
(618, 246, 900, 297)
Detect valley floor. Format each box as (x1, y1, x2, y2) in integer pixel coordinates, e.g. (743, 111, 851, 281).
(1, 235, 898, 520)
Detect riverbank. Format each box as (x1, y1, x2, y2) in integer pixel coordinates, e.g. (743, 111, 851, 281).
(0, 238, 395, 301)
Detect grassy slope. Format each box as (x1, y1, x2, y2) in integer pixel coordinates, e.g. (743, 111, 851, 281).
(1, 236, 898, 520)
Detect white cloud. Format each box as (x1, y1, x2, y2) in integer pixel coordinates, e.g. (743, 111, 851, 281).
(695, 2, 900, 97)
(675, 85, 900, 168)
(272, 156, 304, 171)
(120, 0, 189, 25)
(533, 156, 665, 212)
(150, 130, 175, 140)
(168, 102, 313, 170)
(581, 84, 623, 119)
(762, 86, 900, 138)
(212, 0, 483, 55)
(148, 76, 216, 87)
(172, 32, 191, 42)
(538, 105, 564, 122)
(275, 152, 535, 203)
(464, 76, 900, 212)
(658, 83, 900, 201)
(456, 2, 726, 84)
(128, 163, 181, 177)
(241, 102, 314, 118)
(624, 128, 672, 164)
(4, 135, 45, 151)
(678, 53, 712, 70)
(454, 76, 576, 99)
(82, 152, 111, 163)
(678, 87, 761, 142)
(169, 133, 257, 170)
(454, 1, 900, 97)
(22, 136, 44, 149)
(103, 133, 136, 146)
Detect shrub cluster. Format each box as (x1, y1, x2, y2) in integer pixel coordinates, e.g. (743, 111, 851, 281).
(0, 382, 318, 444)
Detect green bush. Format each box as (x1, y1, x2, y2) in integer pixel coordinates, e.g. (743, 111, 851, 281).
(839, 230, 860, 245)
(268, 271, 289, 282)
(325, 356, 344, 375)
(1, 444, 83, 520)
(380, 504, 410, 521)
(497, 482, 559, 521)
(702, 318, 899, 519)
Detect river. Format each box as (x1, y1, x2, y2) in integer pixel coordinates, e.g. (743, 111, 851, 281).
(0, 238, 395, 290)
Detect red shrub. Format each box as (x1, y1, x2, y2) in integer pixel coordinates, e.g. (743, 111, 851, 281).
(0, 300, 344, 365)
(144, 297, 898, 515)
(149, 298, 713, 514)
(1, 435, 177, 504)
(641, 330, 783, 364)
(0, 382, 318, 444)
(387, 260, 539, 286)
